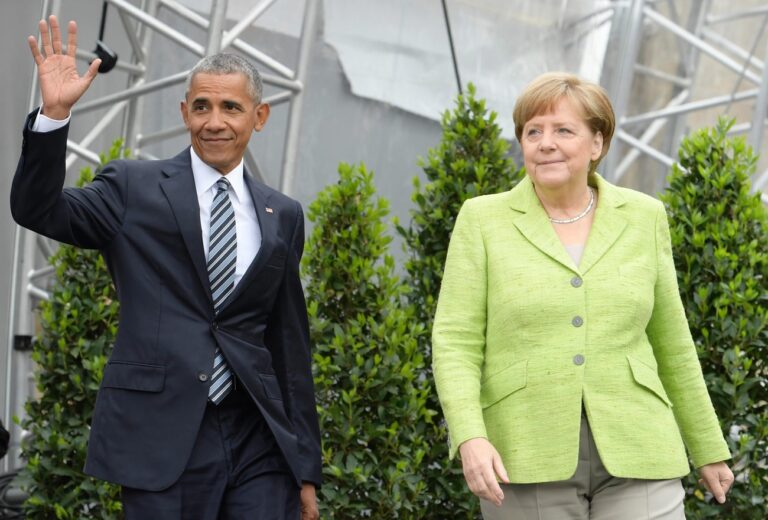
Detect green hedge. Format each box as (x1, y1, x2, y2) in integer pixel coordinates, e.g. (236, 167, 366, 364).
(396, 83, 525, 517)
(661, 118, 768, 518)
(17, 141, 127, 519)
(303, 162, 434, 518)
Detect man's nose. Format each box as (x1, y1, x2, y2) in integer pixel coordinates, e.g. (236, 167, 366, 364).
(206, 109, 226, 130)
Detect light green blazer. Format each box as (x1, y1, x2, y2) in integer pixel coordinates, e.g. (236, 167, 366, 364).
(432, 174, 730, 483)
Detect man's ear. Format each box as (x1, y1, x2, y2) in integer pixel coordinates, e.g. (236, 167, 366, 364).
(254, 103, 271, 131)
(180, 100, 190, 129)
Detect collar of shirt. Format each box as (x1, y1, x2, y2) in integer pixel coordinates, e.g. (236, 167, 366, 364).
(189, 147, 248, 203)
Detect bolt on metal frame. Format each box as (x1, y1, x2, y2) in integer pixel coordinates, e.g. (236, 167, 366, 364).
(4, 0, 317, 471)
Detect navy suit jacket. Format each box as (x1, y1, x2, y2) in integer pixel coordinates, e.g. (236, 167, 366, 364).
(11, 110, 322, 491)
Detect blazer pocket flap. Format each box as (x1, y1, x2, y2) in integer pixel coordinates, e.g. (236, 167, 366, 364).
(627, 355, 672, 407)
(480, 360, 528, 409)
(102, 361, 165, 392)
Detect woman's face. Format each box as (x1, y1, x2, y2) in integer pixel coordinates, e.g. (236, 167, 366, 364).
(520, 97, 603, 191)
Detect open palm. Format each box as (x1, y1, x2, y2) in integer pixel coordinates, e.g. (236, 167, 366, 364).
(28, 15, 100, 120)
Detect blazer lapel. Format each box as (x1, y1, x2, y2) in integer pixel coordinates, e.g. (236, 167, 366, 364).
(579, 175, 628, 275)
(159, 150, 212, 303)
(220, 172, 277, 305)
(509, 176, 578, 272)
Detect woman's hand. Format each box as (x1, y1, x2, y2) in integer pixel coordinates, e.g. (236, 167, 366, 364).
(698, 461, 734, 504)
(459, 437, 510, 506)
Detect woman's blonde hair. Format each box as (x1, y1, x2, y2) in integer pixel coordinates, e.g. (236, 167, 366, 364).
(513, 72, 615, 174)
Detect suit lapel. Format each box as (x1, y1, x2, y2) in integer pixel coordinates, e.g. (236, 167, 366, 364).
(508, 174, 629, 275)
(159, 149, 212, 302)
(579, 175, 628, 275)
(509, 176, 578, 272)
(220, 172, 278, 305)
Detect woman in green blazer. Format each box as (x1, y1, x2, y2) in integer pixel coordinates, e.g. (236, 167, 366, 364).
(432, 73, 733, 519)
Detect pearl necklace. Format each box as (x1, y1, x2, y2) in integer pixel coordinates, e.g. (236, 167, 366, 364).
(548, 187, 595, 224)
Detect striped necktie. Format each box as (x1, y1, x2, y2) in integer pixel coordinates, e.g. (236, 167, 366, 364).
(207, 178, 236, 404)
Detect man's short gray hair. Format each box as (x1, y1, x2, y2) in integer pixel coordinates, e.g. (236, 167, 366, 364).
(186, 53, 263, 103)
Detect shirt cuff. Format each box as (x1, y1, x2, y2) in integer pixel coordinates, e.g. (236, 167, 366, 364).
(32, 107, 70, 133)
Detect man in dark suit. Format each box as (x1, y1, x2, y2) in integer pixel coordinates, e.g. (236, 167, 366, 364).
(11, 15, 321, 519)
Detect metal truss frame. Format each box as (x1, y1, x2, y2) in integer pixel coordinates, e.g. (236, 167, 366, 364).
(4, 0, 318, 471)
(594, 0, 768, 203)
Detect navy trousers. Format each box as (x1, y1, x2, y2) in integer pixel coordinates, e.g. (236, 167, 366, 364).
(122, 381, 300, 519)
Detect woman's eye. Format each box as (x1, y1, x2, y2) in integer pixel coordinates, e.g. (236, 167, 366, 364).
(557, 128, 573, 134)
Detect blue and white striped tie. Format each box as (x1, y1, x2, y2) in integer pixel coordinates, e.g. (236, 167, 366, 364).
(207, 178, 236, 404)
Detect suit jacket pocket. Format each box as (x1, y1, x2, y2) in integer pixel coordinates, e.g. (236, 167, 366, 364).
(480, 360, 528, 409)
(102, 361, 165, 392)
(627, 355, 672, 407)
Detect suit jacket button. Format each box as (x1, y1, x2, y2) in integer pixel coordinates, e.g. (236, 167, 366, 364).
(198, 372, 209, 382)
(572, 316, 584, 327)
(211, 322, 219, 330)
(571, 276, 583, 288)
(573, 354, 585, 366)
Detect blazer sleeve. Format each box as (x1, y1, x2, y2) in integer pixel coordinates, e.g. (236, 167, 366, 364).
(432, 200, 489, 459)
(10, 109, 125, 249)
(264, 201, 322, 486)
(646, 203, 731, 467)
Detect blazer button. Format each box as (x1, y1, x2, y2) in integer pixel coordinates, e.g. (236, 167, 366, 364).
(198, 372, 209, 382)
(571, 276, 583, 288)
(211, 321, 219, 330)
(572, 316, 584, 327)
(573, 354, 585, 366)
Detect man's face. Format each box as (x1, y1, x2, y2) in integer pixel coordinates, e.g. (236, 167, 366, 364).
(180, 72, 270, 174)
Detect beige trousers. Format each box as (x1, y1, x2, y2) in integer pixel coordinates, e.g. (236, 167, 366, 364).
(480, 414, 686, 520)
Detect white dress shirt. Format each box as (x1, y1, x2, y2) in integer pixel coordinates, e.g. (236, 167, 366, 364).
(32, 110, 262, 289)
(191, 148, 261, 288)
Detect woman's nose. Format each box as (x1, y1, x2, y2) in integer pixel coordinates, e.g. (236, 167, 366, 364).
(538, 131, 556, 150)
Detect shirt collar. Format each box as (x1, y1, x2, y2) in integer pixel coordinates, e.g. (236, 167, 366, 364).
(190, 147, 247, 203)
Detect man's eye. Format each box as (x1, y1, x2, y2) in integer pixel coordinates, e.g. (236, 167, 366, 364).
(193, 105, 207, 111)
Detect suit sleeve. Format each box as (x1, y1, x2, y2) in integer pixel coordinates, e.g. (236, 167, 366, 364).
(646, 203, 730, 467)
(10, 109, 125, 249)
(432, 200, 489, 459)
(264, 201, 322, 486)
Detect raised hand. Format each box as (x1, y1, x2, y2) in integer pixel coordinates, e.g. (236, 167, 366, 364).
(28, 15, 101, 120)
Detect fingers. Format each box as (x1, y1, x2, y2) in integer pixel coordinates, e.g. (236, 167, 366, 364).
(721, 474, 734, 495)
(493, 453, 511, 484)
(66, 20, 78, 58)
(84, 58, 102, 83)
(27, 36, 43, 66)
(698, 462, 734, 505)
(50, 15, 63, 54)
(464, 460, 505, 506)
(702, 475, 726, 504)
(39, 18, 53, 58)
